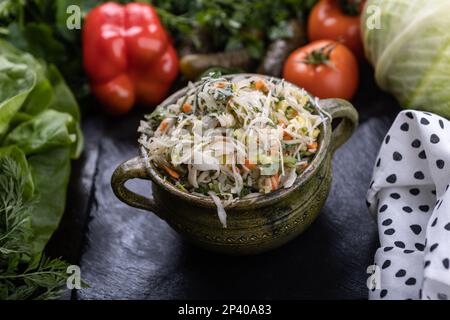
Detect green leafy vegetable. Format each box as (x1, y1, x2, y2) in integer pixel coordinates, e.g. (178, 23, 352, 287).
(46, 65, 83, 158)
(0, 0, 91, 100)
(153, 0, 317, 59)
(362, 0, 450, 117)
(4, 110, 76, 155)
(0, 39, 83, 156)
(0, 38, 83, 299)
(0, 156, 70, 300)
(7, 22, 66, 65)
(27, 147, 72, 255)
(0, 50, 35, 136)
(0, 146, 33, 199)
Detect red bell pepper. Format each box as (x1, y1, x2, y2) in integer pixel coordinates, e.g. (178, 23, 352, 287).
(83, 2, 178, 114)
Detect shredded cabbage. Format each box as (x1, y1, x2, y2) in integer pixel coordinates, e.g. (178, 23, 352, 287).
(139, 75, 324, 227)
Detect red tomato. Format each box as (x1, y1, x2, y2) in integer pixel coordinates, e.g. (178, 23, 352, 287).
(308, 0, 365, 59)
(283, 40, 359, 100)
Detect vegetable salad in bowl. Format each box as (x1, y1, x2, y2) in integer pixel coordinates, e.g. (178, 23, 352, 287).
(138, 75, 327, 227)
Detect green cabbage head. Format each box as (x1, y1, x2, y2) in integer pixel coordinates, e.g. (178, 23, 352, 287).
(362, 0, 450, 117)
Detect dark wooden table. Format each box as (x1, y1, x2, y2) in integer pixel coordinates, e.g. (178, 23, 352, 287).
(47, 64, 402, 299)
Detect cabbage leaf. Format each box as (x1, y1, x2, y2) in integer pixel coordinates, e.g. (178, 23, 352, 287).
(362, 0, 450, 117)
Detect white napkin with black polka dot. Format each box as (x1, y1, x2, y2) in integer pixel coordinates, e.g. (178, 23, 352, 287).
(366, 110, 450, 300)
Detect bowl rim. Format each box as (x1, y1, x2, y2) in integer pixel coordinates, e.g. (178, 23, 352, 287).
(139, 73, 332, 209)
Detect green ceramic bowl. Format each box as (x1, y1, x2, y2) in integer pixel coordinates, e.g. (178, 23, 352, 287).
(111, 74, 358, 255)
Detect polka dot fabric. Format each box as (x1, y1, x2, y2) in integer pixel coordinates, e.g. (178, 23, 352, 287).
(366, 110, 450, 300)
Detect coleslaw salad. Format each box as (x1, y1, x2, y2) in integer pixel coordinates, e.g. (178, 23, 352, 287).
(138, 74, 327, 227)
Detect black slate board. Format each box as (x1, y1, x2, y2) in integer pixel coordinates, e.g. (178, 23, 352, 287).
(46, 64, 403, 299)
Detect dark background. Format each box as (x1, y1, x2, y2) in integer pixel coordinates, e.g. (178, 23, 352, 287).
(46, 64, 401, 299)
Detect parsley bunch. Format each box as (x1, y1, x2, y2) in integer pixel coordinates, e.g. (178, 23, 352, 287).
(154, 0, 317, 58)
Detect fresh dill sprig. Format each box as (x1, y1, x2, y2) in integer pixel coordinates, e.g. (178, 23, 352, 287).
(0, 156, 70, 300)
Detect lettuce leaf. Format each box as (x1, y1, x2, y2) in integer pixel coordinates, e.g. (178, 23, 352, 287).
(0, 40, 83, 259)
(0, 48, 35, 136)
(3, 109, 76, 155)
(46, 65, 83, 158)
(27, 147, 72, 255)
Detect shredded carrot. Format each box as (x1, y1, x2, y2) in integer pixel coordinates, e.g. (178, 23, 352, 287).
(182, 103, 192, 113)
(244, 159, 257, 170)
(307, 142, 318, 150)
(215, 82, 225, 88)
(163, 165, 179, 179)
(278, 119, 287, 128)
(255, 80, 267, 92)
(283, 131, 293, 141)
(157, 119, 170, 134)
(270, 173, 280, 191)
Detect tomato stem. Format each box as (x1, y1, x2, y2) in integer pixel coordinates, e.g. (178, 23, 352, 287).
(302, 43, 336, 65)
(338, 0, 363, 16)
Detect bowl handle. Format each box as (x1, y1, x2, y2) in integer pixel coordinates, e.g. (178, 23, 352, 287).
(320, 98, 359, 153)
(111, 156, 165, 218)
